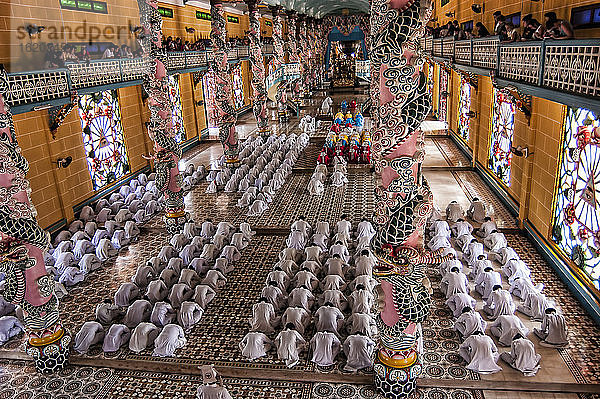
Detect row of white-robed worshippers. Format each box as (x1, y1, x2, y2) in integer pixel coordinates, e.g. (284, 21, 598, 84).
(427, 198, 569, 376)
(72, 219, 256, 357)
(0, 167, 208, 347)
(206, 133, 309, 217)
(307, 159, 349, 196)
(239, 215, 379, 372)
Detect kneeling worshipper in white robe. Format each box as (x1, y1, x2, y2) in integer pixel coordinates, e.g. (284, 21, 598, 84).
(212, 234, 228, 252)
(221, 245, 241, 263)
(179, 269, 201, 289)
(55, 252, 76, 275)
(330, 171, 348, 187)
(74, 239, 95, 260)
(534, 308, 569, 347)
(111, 230, 130, 250)
(452, 219, 473, 237)
(199, 244, 218, 263)
(484, 231, 508, 252)
(502, 259, 531, 284)
(237, 191, 255, 208)
(129, 322, 160, 353)
(446, 293, 477, 318)
(430, 220, 451, 237)
(59, 266, 85, 286)
(354, 251, 376, 277)
(428, 234, 451, 252)
(193, 285, 217, 310)
(500, 333, 541, 376)
(96, 238, 118, 261)
(454, 307, 487, 339)
(440, 267, 469, 298)
(230, 232, 249, 251)
(153, 324, 187, 357)
(275, 323, 307, 368)
(132, 265, 155, 288)
(214, 257, 233, 276)
(292, 268, 319, 291)
(518, 291, 552, 321)
(315, 303, 345, 335)
(356, 218, 376, 240)
(0, 297, 16, 318)
(201, 219, 216, 240)
(206, 180, 218, 194)
(102, 324, 131, 352)
(169, 283, 194, 309)
(249, 298, 278, 334)
(311, 331, 341, 367)
(349, 286, 374, 315)
(469, 255, 491, 280)
(346, 313, 376, 337)
(510, 277, 543, 300)
(160, 269, 179, 289)
(215, 221, 235, 238)
(180, 245, 201, 267)
(239, 331, 273, 361)
(320, 289, 348, 312)
(223, 178, 238, 193)
(446, 201, 464, 222)
(464, 239, 485, 266)
(483, 285, 516, 320)
(475, 267, 502, 300)
(288, 286, 315, 312)
(490, 314, 530, 347)
(281, 307, 311, 335)
(307, 178, 324, 195)
(459, 331, 502, 374)
(202, 270, 227, 291)
(266, 268, 290, 292)
(439, 258, 463, 276)
(178, 301, 204, 331)
(183, 222, 199, 240)
(0, 316, 24, 345)
(248, 199, 268, 216)
(195, 365, 233, 399)
(123, 299, 152, 328)
(73, 321, 104, 354)
(114, 282, 140, 307)
(467, 197, 487, 223)
(261, 281, 287, 310)
(240, 223, 255, 240)
(343, 332, 376, 372)
(96, 299, 124, 324)
(151, 301, 177, 327)
(477, 217, 498, 238)
(456, 233, 476, 254)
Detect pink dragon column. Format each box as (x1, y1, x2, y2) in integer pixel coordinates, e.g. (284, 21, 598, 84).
(210, 0, 239, 166)
(136, 0, 189, 234)
(285, 10, 300, 104)
(246, 0, 270, 137)
(296, 14, 309, 97)
(368, 1, 450, 397)
(0, 68, 70, 373)
(270, 5, 287, 122)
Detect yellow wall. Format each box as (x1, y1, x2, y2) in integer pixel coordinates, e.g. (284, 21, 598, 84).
(434, 0, 600, 39)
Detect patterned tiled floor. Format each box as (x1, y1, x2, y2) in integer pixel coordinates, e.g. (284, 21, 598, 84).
(431, 137, 471, 167)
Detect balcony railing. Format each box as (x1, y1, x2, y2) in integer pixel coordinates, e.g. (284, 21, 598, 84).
(425, 36, 600, 99)
(5, 45, 255, 111)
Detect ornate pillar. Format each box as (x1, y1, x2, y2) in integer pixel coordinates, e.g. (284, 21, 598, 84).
(368, 1, 447, 398)
(270, 5, 287, 122)
(209, 0, 239, 166)
(136, 0, 188, 234)
(246, 0, 269, 137)
(296, 14, 308, 97)
(285, 10, 300, 103)
(0, 69, 70, 373)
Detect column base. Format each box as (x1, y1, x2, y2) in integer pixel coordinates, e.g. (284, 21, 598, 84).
(26, 325, 71, 374)
(257, 126, 271, 137)
(373, 355, 421, 399)
(164, 210, 190, 234)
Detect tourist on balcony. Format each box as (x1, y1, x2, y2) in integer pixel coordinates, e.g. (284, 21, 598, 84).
(493, 11, 506, 37)
(475, 22, 490, 38)
(78, 46, 91, 61)
(501, 21, 521, 43)
(44, 43, 62, 68)
(102, 44, 116, 59)
(121, 44, 134, 58)
(521, 14, 541, 41)
(543, 12, 574, 40)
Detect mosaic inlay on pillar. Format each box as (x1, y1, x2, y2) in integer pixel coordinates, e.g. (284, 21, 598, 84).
(136, 0, 189, 234)
(285, 10, 300, 104)
(368, 0, 448, 397)
(0, 68, 71, 373)
(270, 5, 288, 122)
(246, 0, 270, 137)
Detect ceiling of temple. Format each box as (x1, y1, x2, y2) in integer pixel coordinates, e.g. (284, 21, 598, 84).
(262, 0, 370, 18)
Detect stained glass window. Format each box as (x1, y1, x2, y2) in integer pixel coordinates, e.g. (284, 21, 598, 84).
(167, 75, 186, 143)
(202, 70, 218, 130)
(552, 107, 600, 290)
(78, 90, 130, 190)
(438, 69, 448, 123)
(457, 79, 472, 142)
(232, 64, 245, 110)
(487, 89, 515, 186)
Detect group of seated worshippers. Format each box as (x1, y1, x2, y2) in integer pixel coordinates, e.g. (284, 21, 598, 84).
(208, 134, 308, 217)
(73, 220, 255, 357)
(41, 171, 186, 295)
(240, 215, 378, 372)
(427, 199, 569, 377)
(307, 159, 348, 196)
(0, 294, 25, 345)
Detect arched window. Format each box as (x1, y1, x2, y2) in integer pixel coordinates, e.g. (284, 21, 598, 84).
(78, 90, 130, 190)
(552, 107, 600, 290)
(487, 89, 515, 186)
(167, 74, 187, 143)
(232, 64, 245, 110)
(457, 79, 472, 142)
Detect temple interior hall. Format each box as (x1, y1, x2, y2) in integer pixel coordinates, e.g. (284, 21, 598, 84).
(1, 0, 600, 398)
